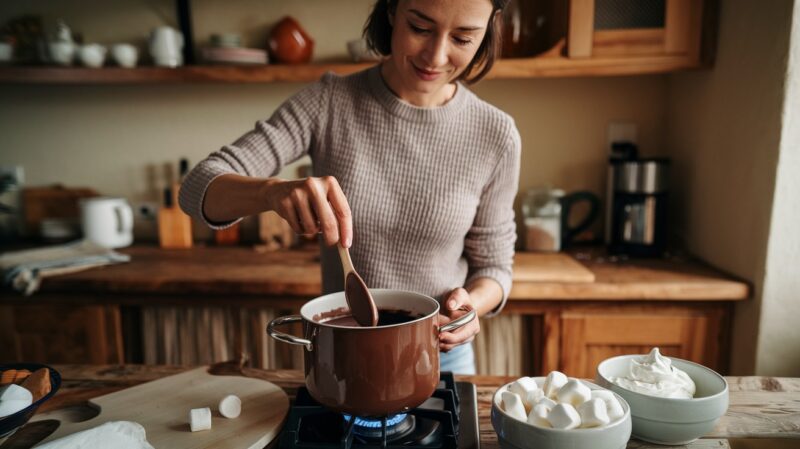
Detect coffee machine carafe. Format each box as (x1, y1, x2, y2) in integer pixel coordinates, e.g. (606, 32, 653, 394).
(605, 143, 670, 257)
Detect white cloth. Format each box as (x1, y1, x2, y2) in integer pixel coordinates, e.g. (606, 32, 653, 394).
(35, 421, 154, 449)
(0, 240, 130, 295)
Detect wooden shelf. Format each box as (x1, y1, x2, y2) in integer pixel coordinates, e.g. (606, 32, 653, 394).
(0, 50, 703, 84)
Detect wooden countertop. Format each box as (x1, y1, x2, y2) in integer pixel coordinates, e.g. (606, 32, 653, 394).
(3, 364, 797, 449)
(25, 245, 747, 302)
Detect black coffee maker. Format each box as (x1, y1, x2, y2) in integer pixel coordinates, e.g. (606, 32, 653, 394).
(605, 143, 670, 257)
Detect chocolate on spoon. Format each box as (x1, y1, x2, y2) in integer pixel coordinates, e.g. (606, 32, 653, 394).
(337, 242, 379, 327)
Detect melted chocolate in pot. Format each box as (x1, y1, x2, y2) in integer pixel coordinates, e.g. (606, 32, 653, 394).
(320, 308, 421, 327)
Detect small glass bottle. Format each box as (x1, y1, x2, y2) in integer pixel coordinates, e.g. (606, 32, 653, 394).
(522, 187, 563, 252)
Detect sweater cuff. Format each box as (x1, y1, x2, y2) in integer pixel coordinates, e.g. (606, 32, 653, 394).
(466, 267, 512, 318)
(178, 165, 242, 230)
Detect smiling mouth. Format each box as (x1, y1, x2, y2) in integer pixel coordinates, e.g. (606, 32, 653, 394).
(412, 64, 443, 80)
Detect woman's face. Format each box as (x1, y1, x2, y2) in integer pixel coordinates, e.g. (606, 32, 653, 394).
(384, 0, 494, 106)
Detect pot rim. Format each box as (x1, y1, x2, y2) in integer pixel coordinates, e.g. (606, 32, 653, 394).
(301, 288, 441, 330)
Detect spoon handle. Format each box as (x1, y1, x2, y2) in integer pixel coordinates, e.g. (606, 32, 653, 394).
(337, 242, 355, 275)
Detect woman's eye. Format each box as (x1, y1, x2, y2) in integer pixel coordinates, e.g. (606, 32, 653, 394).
(408, 22, 430, 34)
(453, 36, 472, 47)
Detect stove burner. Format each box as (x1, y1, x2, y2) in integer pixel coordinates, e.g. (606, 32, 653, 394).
(343, 414, 415, 440)
(278, 372, 478, 449)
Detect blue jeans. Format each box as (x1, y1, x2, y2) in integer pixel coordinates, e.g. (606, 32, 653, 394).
(439, 342, 476, 375)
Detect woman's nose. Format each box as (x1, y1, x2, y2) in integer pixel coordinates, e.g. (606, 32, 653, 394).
(422, 36, 448, 68)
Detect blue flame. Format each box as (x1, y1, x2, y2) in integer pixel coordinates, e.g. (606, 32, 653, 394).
(343, 413, 408, 429)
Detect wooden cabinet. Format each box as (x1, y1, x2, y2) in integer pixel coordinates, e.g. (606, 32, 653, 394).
(568, 0, 710, 61)
(544, 303, 728, 378)
(0, 304, 124, 365)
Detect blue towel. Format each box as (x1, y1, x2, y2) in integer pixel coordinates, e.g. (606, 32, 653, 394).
(0, 240, 130, 295)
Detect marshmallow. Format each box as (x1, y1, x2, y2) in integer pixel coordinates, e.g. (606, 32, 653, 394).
(509, 377, 543, 411)
(591, 390, 625, 421)
(190, 407, 212, 432)
(219, 394, 241, 419)
(577, 398, 611, 428)
(0, 384, 33, 403)
(527, 403, 551, 428)
(524, 388, 545, 411)
(0, 399, 31, 418)
(556, 379, 592, 406)
(501, 391, 527, 422)
(543, 371, 568, 398)
(535, 396, 557, 410)
(547, 403, 581, 430)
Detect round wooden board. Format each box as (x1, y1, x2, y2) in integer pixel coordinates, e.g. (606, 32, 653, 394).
(33, 367, 289, 449)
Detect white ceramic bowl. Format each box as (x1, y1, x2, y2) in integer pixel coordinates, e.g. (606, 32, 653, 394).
(491, 377, 632, 449)
(596, 355, 729, 445)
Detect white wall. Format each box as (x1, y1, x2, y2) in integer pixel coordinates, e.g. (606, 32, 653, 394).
(757, 0, 800, 376)
(667, 0, 797, 374)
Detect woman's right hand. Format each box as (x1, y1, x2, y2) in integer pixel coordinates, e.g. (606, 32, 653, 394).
(262, 176, 353, 247)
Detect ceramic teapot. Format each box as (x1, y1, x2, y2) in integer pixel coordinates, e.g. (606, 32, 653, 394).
(267, 17, 314, 64)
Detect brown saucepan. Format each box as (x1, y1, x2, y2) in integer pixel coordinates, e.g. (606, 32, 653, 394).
(267, 289, 475, 417)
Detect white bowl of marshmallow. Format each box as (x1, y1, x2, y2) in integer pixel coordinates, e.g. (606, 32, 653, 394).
(596, 348, 729, 445)
(491, 371, 632, 449)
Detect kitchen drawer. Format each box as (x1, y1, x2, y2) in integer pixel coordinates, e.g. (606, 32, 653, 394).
(559, 305, 726, 378)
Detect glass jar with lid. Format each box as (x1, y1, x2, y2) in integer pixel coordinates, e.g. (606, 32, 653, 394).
(521, 186, 563, 252)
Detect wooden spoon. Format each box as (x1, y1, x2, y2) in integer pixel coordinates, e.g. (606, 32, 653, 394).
(337, 242, 379, 327)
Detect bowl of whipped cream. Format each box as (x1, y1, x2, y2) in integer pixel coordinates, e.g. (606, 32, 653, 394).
(491, 371, 632, 449)
(595, 348, 728, 445)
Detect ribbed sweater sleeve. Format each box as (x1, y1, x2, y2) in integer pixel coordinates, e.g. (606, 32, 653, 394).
(464, 125, 521, 316)
(179, 78, 329, 227)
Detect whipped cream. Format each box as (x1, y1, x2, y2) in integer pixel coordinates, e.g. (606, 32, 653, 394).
(610, 348, 696, 399)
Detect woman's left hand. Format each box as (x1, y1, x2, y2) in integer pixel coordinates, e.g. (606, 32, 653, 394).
(438, 287, 480, 352)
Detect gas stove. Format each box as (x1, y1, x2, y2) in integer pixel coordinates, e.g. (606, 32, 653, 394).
(278, 372, 479, 449)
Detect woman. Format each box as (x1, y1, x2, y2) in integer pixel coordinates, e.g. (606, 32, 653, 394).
(179, 0, 520, 374)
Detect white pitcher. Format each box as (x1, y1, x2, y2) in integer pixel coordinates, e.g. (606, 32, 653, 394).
(80, 197, 134, 248)
(149, 26, 184, 67)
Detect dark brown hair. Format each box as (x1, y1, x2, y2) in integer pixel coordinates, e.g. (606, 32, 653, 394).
(363, 0, 509, 85)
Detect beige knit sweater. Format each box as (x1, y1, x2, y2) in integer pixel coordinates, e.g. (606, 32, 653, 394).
(179, 66, 520, 315)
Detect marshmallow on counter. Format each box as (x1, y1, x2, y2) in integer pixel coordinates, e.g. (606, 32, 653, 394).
(189, 407, 212, 432)
(556, 379, 592, 407)
(501, 391, 528, 422)
(543, 371, 568, 398)
(508, 377, 543, 411)
(527, 403, 551, 428)
(591, 390, 625, 421)
(547, 403, 581, 430)
(577, 398, 611, 428)
(218, 394, 241, 419)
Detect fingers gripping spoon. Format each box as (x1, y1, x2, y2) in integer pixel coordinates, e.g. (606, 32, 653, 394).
(337, 242, 379, 326)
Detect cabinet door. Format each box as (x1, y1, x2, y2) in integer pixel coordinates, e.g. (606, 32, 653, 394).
(568, 0, 707, 60)
(0, 304, 123, 364)
(560, 308, 723, 378)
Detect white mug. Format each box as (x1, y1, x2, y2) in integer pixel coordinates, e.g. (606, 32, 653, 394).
(111, 43, 138, 68)
(149, 26, 184, 67)
(80, 197, 134, 249)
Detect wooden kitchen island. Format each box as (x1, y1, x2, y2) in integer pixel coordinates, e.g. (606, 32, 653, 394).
(0, 245, 749, 377)
(1, 364, 797, 449)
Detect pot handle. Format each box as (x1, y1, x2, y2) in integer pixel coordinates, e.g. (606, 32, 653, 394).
(267, 315, 312, 350)
(439, 307, 477, 333)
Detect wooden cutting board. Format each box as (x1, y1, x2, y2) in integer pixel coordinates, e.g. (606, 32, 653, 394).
(33, 367, 289, 448)
(513, 252, 595, 283)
